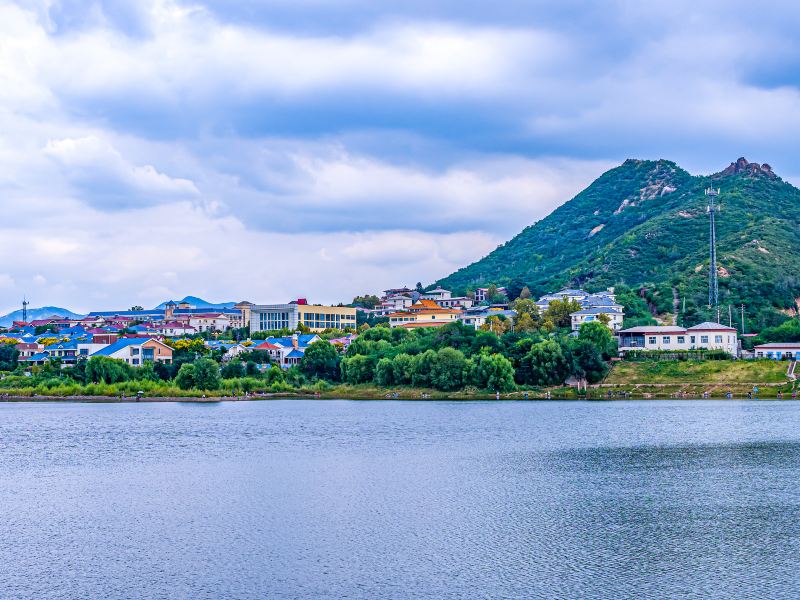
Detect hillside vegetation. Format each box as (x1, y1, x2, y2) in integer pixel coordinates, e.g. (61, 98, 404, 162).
(438, 158, 800, 330)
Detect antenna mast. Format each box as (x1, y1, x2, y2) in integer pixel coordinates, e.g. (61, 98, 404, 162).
(22, 296, 29, 323)
(706, 187, 720, 310)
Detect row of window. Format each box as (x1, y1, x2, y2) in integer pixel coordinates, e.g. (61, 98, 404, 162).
(260, 312, 291, 331)
(300, 312, 356, 321)
(647, 335, 727, 345)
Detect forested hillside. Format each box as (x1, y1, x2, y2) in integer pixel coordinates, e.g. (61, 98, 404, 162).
(438, 158, 800, 330)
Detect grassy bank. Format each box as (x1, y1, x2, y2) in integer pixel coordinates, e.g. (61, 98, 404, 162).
(595, 359, 796, 398)
(604, 360, 789, 385)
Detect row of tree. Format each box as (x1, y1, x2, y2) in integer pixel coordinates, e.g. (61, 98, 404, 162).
(299, 320, 617, 391)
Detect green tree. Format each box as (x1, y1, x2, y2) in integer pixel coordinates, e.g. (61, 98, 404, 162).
(300, 340, 341, 381)
(374, 357, 394, 386)
(221, 360, 246, 379)
(578, 321, 617, 359)
(468, 352, 515, 392)
(522, 340, 571, 386)
(0, 343, 19, 371)
(137, 360, 160, 382)
(411, 349, 437, 387)
(543, 299, 582, 329)
(85, 356, 131, 384)
(265, 366, 285, 384)
(756, 319, 800, 343)
(193, 358, 220, 390)
(568, 339, 608, 383)
(175, 363, 196, 390)
(392, 353, 415, 384)
(352, 294, 381, 309)
(430, 347, 466, 391)
(340, 354, 376, 384)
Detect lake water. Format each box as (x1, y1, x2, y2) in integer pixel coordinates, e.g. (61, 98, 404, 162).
(1, 400, 799, 599)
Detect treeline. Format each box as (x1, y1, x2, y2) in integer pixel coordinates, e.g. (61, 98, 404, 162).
(300, 320, 617, 392)
(0, 319, 617, 396)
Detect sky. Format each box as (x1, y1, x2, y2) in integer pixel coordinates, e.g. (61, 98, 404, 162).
(1, 0, 799, 313)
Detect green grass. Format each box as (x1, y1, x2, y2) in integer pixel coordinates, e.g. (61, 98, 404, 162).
(604, 359, 790, 385)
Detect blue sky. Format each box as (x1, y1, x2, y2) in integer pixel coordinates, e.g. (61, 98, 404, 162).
(1, 0, 799, 313)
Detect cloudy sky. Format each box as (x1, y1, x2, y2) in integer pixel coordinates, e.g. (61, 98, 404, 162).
(1, 0, 799, 313)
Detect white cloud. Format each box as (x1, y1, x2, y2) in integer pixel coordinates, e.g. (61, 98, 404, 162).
(43, 135, 199, 205)
(0, 0, 798, 314)
(0, 197, 502, 313)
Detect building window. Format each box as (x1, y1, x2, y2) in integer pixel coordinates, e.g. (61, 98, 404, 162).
(662, 336, 670, 344)
(677, 336, 685, 344)
(690, 336, 696, 344)
(700, 336, 709, 344)
(715, 335, 723, 343)
(648, 337, 656, 345)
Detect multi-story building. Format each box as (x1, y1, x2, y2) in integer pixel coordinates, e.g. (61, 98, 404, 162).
(230, 301, 254, 330)
(250, 301, 357, 333)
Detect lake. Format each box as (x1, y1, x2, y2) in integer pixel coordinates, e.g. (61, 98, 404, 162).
(1, 399, 799, 599)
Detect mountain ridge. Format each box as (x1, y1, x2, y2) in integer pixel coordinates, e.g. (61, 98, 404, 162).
(0, 306, 84, 328)
(437, 157, 800, 329)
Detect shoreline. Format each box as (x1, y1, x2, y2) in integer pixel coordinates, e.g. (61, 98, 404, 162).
(0, 387, 795, 403)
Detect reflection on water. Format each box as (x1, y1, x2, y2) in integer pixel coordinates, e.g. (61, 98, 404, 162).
(1, 400, 799, 599)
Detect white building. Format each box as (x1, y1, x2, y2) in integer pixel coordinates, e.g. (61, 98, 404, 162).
(753, 343, 800, 360)
(475, 287, 508, 303)
(187, 313, 232, 333)
(617, 322, 739, 356)
(570, 307, 624, 332)
(421, 287, 452, 301)
(437, 296, 474, 309)
(459, 309, 516, 330)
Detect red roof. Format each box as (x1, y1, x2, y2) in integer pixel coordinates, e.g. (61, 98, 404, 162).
(254, 342, 280, 350)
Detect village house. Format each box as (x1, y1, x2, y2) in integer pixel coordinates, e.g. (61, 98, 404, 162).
(90, 338, 173, 366)
(388, 299, 462, 329)
(252, 333, 321, 367)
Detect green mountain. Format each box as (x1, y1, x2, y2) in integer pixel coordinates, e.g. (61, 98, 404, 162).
(438, 158, 800, 330)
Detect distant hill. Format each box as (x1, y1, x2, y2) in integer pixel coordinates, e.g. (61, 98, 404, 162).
(437, 158, 800, 330)
(154, 296, 238, 310)
(0, 306, 84, 327)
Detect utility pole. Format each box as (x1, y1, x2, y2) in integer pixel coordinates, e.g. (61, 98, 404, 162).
(741, 304, 745, 335)
(728, 304, 732, 328)
(706, 187, 720, 309)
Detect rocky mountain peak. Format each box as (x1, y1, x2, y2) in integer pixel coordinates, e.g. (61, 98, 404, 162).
(714, 157, 776, 179)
